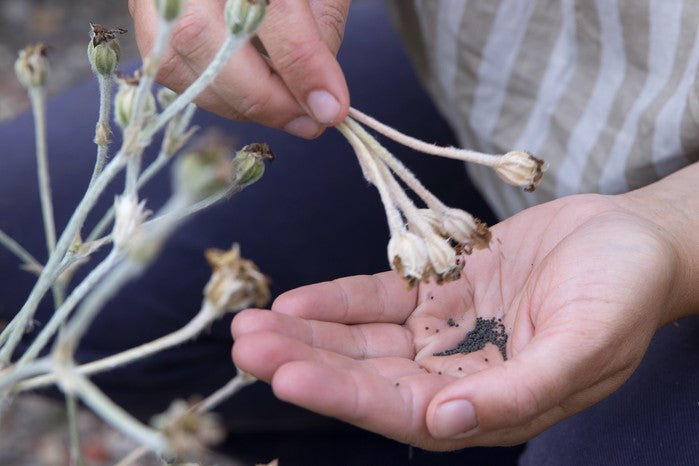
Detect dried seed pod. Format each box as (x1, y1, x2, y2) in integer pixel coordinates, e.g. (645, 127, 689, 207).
(495, 150, 547, 192)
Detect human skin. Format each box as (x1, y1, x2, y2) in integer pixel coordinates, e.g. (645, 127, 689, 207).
(129, 0, 351, 138)
(231, 162, 699, 450)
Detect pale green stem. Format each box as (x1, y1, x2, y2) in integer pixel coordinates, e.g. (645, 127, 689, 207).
(65, 393, 85, 466)
(29, 87, 57, 256)
(57, 370, 167, 454)
(57, 195, 189, 356)
(347, 107, 501, 167)
(17, 301, 218, 392)
(89, 74, 113, 188)
(0, 154, 127, 366)
(0, 229, 40, 269)
(16, 250, 122, 366)
(345, 118, 448, 215)
(0, 358, 50, 394)
(149, 34, 245, 137)
(86, 150, 168, 243)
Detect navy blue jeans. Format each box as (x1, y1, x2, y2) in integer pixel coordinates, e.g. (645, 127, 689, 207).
(1, 2, 696, 465)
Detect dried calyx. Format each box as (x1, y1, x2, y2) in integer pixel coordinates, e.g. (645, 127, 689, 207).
(337, 109, 545, 287)
(87, 23, 127, 76)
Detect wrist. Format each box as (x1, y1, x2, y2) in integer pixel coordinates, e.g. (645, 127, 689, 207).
(619, 162, 699, 324)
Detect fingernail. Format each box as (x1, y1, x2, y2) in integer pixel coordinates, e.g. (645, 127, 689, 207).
(432, 400, 478, 439)
(284, 116, 321, 139)
(307, 90, 341, 124)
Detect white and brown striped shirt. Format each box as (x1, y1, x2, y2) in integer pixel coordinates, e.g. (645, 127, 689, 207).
(385, 0, 699, 219)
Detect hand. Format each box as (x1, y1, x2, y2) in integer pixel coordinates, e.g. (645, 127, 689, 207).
(129, 0, 351, 138)
(231, 192, 689, 450)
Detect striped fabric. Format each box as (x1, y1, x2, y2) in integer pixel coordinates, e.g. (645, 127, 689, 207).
(384, 0, 699, 219)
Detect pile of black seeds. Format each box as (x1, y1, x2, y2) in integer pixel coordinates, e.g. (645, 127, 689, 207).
(433, 317, 508, 360)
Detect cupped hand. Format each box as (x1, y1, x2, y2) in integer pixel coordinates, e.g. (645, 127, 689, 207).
(231, 193, 683, 450)
(129, 0, 351, 138)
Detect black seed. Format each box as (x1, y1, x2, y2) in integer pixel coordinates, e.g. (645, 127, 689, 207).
(457, 367, 462, 371)
(432, 317, 509, 361)
(437, 371, 442, 375)
(447, 318, 457, 327)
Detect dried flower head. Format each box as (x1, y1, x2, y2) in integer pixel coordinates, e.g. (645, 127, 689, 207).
(204, 243, 270, 313)
(387, 229, 429, 287)
(112, 195, 151, 250)
(495, 151, 547, 192)
(233, 142, 274, 188)
(14, 43, 49, 89)
(87, 23, 126, 76)
(151, 399, 226, 456)
(225, 0, 267, 36)
(114, 72, 156, 129)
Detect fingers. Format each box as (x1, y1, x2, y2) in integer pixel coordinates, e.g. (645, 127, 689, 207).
(258, 0, 350, 125)
(232, 330, 421, 383)
(129, 0, 350, 137)
(424, 332, 606, 444)
(271, 272, 418, 324)
(232, 308, 415, 360)
(270, 360, 462, 449)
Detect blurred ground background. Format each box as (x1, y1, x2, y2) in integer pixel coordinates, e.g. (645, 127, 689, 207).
(0, 1, 138, 122)
(0, 2, 243, 464)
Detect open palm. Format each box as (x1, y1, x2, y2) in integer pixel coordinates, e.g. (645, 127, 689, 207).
(232, 193, 678, 450)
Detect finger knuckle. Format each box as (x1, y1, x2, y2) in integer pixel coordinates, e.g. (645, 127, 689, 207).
(169, 10, 210, 63)
(276, 40, 319, 76)
(317, 3, 347, 48)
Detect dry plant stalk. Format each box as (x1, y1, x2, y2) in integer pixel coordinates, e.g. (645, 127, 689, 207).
(0, 0, 546, 463)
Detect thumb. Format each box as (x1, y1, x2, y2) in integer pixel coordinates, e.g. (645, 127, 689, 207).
(258, 0, 350, 125)
(425, 333, 610, 443)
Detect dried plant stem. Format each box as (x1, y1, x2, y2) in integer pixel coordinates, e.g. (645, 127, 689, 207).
(150, 34, 245, 137)
(0, 229, 40, 270)
(0, 154, 127, 366)
(348, 107, 501, 167)
(194, 371, 256, 413)
(337, 122, 404, 234)
(89, 74, 113, 188)
(345, 118, 448, 215)
(29, 87, 57, 255)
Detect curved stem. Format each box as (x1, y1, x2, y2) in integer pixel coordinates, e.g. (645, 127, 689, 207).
(0, 229, 40, 269)
(348, 107, 501, 167)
